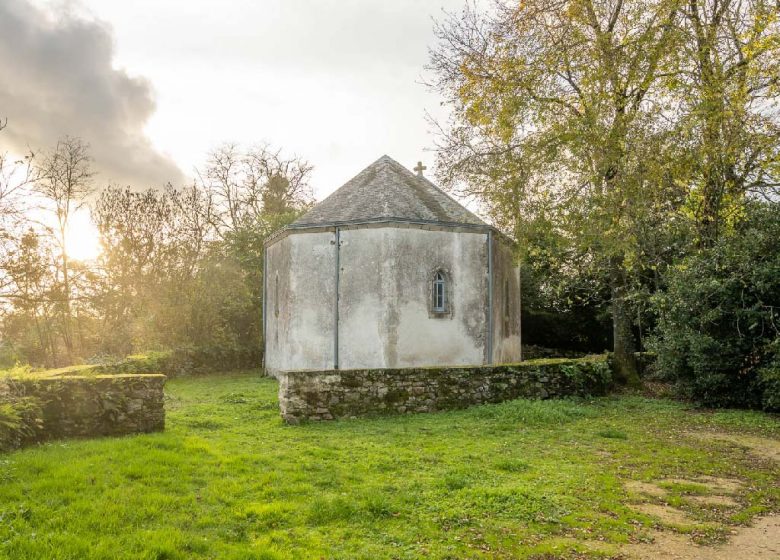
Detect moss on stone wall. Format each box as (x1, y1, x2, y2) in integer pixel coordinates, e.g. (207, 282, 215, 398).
(0, 374, 165, 452)
(279, 355, 612, 423)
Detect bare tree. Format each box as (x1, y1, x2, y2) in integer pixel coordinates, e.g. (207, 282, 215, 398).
(244, 144, 314, 217)
(201, 143, 313, 236)
(0, 119, 34, 227)
(0, 118, 36, 311)
(33, 136, 95, 359)
(202, 143, 243, 232)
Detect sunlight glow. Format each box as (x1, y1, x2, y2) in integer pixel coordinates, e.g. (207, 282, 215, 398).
(66, 208, 102, 262)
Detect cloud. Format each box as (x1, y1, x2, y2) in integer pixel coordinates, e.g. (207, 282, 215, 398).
(0, 0, 185, 188)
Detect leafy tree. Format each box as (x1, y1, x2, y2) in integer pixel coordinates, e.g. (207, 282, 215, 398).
(429, 0, 684, 384)
(86, 144, 313, 370)
(1, 230, 57, 364)
(92, 183, 231, 356)
(674, 0, 780, 243)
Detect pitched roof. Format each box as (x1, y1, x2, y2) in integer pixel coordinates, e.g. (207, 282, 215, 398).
(289, 155, 487, 228)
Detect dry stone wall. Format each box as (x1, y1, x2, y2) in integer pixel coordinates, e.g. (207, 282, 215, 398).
(1, 374, 165, 451)
(279, 356, 612, 423)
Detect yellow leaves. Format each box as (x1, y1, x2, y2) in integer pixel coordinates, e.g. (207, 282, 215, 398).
(565, 0, 589, 24)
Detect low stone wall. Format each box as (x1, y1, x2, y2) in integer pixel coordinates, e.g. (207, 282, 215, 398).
(279, 356, 612, 423)
(1, 374, 165, 451)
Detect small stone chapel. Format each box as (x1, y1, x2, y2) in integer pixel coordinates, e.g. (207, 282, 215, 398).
(263, 155, 521, 375)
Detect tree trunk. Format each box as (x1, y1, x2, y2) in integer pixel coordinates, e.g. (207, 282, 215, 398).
(610, 266, 640, 387)
(60, 226, 74, 361)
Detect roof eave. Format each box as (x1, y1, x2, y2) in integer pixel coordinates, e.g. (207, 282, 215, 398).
(263, 217, 514, 248)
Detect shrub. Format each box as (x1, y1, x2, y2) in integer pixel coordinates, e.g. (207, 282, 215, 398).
(757, 345, 780, 412)
(559, 357, 613, 394)
(0, 378, 44, 452)
(0, 342, 23, 370)
(162, 344, 261, 376)
(650, 202, 780, 411)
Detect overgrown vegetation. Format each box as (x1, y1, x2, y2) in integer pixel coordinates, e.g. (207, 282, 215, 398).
(651, 203, 780, 411)
(0, 377, 42, 452)
(428, 0, 780, 389)
(0, 372, 777, 559)
(0, 138, 312, 370)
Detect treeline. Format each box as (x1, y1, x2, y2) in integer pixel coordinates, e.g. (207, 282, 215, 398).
(429, 0, 780, 409)
(2, 0, 779, 410)
(0, 131, 312, 370)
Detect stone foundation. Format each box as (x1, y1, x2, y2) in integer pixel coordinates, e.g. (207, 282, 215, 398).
(279, 356, 612, 423)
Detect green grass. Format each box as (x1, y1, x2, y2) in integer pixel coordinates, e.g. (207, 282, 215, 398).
(0, 371, 778, 559)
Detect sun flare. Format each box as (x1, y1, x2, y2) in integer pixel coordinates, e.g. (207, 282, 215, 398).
(66, 209, 102, 262)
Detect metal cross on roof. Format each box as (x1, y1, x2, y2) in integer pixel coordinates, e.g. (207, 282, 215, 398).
(414, 161, 427, 177)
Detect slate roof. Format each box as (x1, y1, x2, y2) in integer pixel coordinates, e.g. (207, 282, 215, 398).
(289, 155, 487, 228)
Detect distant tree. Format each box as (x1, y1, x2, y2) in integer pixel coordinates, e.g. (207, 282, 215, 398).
(90, 143, 313, 368)
(2, 134, 313, 369)
(0, 119, 34, 229)
(1, 229, 59, 365)
(33, 136, 95, 359)
(0, 119, 35, 302)
(92, 185, 201, 354)
(201, 143, 313, 235)
(198, 143, 314, 364)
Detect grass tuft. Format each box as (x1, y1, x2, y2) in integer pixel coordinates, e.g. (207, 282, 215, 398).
(494, 458, 531, 473)
(597, 428, 629, 439)
(306, 496, 358, 525)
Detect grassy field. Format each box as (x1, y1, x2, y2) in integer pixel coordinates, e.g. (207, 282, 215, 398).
(0, 372, 778, 559)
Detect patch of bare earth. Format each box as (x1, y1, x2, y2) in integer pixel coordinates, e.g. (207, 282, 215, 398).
(685, 475, 746, 493)
(621, 515, 780, 559)
(688, 494, 739, 508)
(624, 480, 667, 498)
(629, 503, 700, 526)
(620, 435, 780, 560)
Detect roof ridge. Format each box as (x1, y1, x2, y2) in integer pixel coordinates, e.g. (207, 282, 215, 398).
(289, 154, 487, 228)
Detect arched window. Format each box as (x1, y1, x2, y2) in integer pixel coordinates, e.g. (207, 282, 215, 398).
(432, 271, 447, 313)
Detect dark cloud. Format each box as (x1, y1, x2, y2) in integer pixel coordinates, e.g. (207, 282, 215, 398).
(0, 0, 185, 187)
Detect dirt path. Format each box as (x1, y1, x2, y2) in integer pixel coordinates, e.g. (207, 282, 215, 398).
(620, 431, 779, 559)
(622, 515, 780, 559)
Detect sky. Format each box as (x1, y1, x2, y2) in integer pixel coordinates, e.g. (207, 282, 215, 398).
(2, 0, 471, 202)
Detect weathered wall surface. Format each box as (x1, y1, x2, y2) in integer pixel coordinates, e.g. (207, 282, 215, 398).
(264, 223, 524, 373)
(338, 226, 488, 369)
(1, 374, 165, 451)
(265, 231, 336, 374)
(492, 237, 522, 363)
(279, 356, 612, 423)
